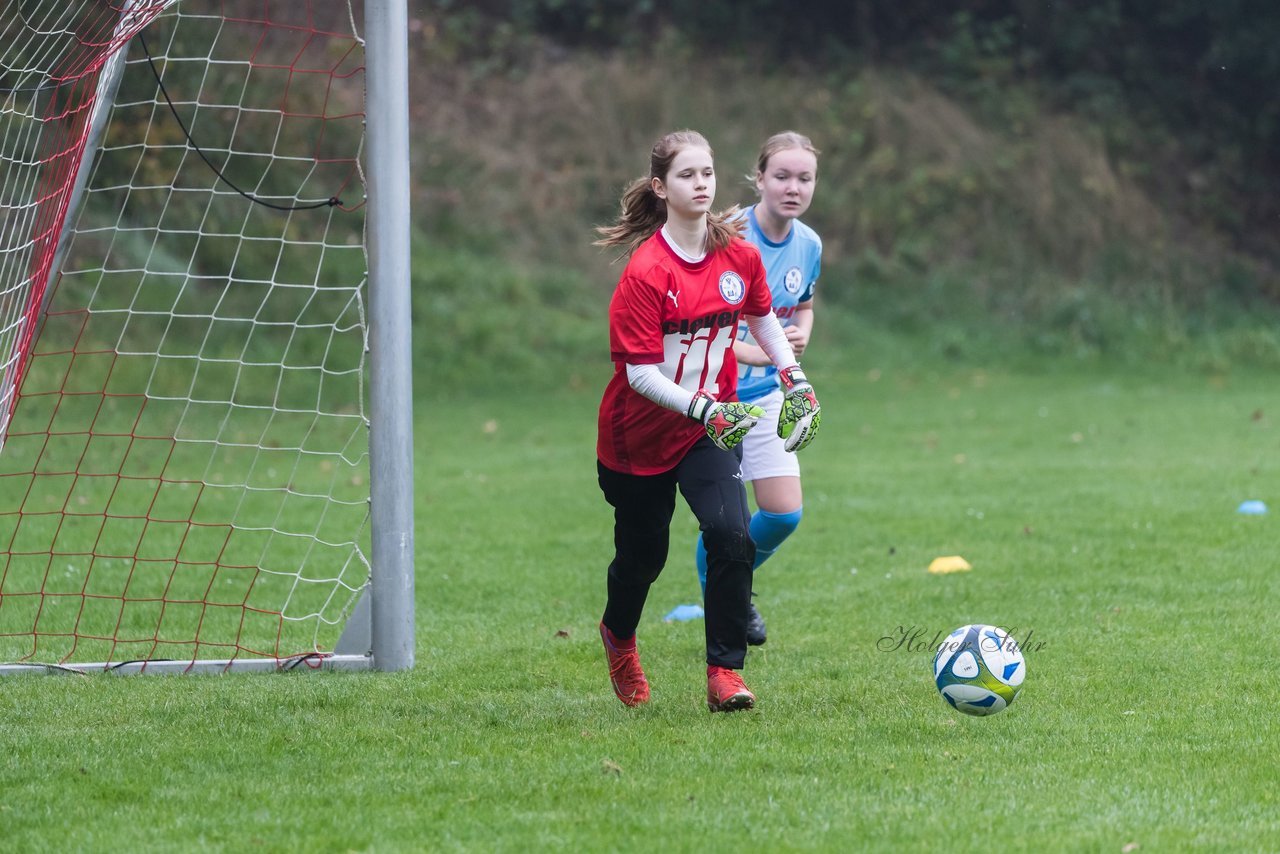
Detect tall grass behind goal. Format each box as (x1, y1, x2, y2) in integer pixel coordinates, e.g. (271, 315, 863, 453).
(0, 1, 415, 674)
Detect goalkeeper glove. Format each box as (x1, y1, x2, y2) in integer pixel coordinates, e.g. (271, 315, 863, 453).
(687, 391, 765, 452)
(777, 365, 821, 452)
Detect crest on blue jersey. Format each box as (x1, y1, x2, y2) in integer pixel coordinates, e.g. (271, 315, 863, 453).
(718, 271, 746, 304)
(783, 266, 803, 295)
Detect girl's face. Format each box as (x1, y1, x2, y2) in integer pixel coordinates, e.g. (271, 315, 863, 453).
(653, 145, 715, 221)
(756, 146, 817, 222)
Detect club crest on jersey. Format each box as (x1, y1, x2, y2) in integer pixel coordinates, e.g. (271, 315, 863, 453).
(718, 271, 746, 304)
(784, 266, 804, 295)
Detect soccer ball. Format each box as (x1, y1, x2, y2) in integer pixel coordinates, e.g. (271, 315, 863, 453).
(933, 624, 1026, 716)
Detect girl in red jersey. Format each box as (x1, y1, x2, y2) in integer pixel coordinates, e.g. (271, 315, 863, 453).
(593, 130, 821, 712)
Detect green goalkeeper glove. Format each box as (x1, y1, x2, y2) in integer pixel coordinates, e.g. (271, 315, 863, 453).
(687, 391, 765, 452)
(777, 365, 821, 452)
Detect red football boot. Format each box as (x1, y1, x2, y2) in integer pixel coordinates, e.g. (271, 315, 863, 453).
(707, 665, 755, 712)
(600, 622, 650, 707)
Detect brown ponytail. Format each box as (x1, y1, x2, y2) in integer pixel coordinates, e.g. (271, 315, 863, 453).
(595, 130, 745, 257)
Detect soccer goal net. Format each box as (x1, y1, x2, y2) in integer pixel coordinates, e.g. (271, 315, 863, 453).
(0, 1, 414, 674)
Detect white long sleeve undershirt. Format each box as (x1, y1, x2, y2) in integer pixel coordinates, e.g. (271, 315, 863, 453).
(626, 312, 796, 416)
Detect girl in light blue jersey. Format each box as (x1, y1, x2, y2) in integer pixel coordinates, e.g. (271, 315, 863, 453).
(695, 131, 823, 645)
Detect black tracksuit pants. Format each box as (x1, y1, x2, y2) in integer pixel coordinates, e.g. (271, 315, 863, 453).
(597, 437, 755, 669)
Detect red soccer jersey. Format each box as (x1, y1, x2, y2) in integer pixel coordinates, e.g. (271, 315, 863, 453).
(598, 230, 773, 475)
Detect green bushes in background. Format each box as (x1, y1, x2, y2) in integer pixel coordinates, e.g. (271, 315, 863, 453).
(403, 7, 1279, 391)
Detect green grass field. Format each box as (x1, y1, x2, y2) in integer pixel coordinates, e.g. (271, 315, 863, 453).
(1, 363, 1276, 852)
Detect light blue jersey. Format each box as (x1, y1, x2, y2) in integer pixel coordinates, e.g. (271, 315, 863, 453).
(735, 206, 822, 403)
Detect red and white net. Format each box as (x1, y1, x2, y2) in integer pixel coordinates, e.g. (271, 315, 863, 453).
(0, 1, 371, 669)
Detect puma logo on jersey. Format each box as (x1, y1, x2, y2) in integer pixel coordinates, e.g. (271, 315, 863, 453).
(667, 289, 679, 307)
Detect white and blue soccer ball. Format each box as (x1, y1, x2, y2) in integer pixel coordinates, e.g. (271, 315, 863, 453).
(933, 624, 1026, 716)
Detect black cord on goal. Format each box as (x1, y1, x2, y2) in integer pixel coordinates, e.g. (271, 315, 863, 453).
(137, 32, 342, 211)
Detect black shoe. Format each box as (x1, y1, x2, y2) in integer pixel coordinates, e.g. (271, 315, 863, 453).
(746, 596, 767, 646)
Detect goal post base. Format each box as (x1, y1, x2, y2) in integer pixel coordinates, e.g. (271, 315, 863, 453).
(0, 654, 374, 677)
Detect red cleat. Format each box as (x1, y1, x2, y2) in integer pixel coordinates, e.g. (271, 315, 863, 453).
(707, 665, 755, 712)
(600, 622, 650, 707)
